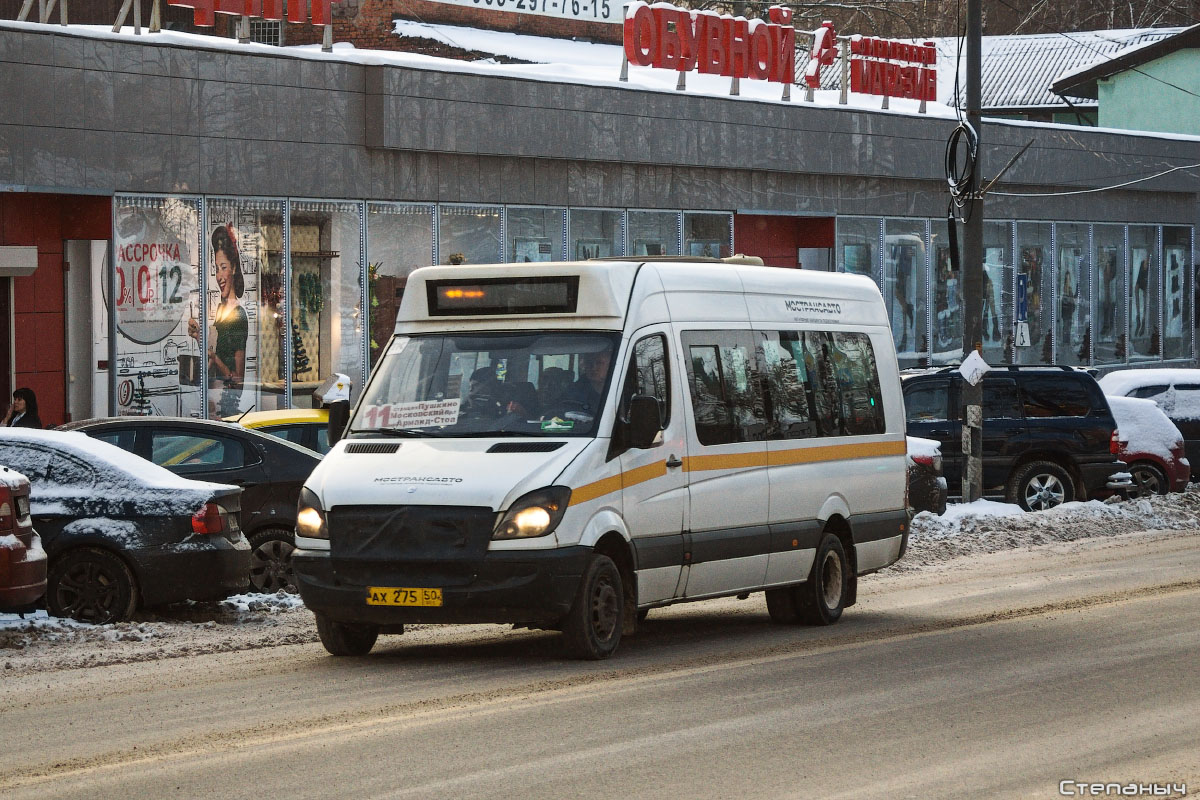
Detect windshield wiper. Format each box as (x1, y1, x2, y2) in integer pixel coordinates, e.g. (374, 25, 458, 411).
(357, 427, 446, 438)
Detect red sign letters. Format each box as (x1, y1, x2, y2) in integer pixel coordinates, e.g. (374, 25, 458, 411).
(849, 36, 937, 102)
(166, 0, 330, 28)
(622, 3, 796, 85)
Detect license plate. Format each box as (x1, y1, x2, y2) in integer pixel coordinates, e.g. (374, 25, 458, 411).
(366, 587, 443, 607)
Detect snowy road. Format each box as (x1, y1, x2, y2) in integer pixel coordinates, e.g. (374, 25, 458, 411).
(1, 525, 1198, 799)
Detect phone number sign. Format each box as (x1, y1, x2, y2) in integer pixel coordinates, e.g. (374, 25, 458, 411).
(421, 0, 616, 24)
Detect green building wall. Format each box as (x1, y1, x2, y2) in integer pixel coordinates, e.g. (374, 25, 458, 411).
(1097, 49, 1200, 136)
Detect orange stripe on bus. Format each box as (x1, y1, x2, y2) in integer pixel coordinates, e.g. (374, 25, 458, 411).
(567, 439, 905, 504)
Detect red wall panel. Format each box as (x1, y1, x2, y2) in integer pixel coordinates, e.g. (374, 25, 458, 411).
(1, 194, 110, 427)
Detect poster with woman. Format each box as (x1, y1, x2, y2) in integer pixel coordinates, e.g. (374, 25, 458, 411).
(1131, 247, 1152, 339)
(1058, 246, 1084, 356)
(1165, 246, 1186, 338)
(110, 197, 202, 417)
(195, 203, 269, 419)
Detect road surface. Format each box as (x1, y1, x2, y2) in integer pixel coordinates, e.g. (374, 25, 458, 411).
(2, 530, 1197, 799)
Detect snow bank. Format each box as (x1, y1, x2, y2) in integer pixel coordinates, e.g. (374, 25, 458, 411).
(1108, 395, 1183, 460)
(902, 491, 1200, 571)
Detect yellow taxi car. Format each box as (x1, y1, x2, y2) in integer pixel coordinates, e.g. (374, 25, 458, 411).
(226, 408, 331, 455)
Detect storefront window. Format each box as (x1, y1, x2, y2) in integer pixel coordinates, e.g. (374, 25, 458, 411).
(507, 207, 565, 263)
(930, 218, 961, 365)
(1163, 225, 1193, 360)
(628, 211, 681, 256)
(982, 221, 1013, 364)
(1092, 224, 1127, 365)
(111, 195, 203, 417)
(836, 217, 879, 281)
(684, 212, 732, 258)
(438, 205, 502, 265)
(884, 218, 928, 367)
(205, 198, 284, 417)
(1128, 226, 1161, 362)
(569, 209, 623, 260)
(1015, 222, 1053, 365)
(288, 201, 364, 409)
(366, 204, 434, 369)
(1055, 223, 1090, 366)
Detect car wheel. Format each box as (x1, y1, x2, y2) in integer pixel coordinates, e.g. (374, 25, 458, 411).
(47, 548, 138, 624)
(314, 613, 379, 656)
(1128, 462, 1168, 498)
(1008, 461, 1075, 511)
(561, 554, 623, 660)
(248, 528, 296, 593)
(798, 533, 849, 626)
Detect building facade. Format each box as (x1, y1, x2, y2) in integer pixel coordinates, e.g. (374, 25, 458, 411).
(0, 21, 1196, 425)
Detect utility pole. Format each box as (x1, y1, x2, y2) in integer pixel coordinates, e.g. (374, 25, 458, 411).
(961, 0, 984, 502)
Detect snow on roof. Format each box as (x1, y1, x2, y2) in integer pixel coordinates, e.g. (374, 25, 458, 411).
(1098, 368, 1200, 396)
(0, 428, 229, 494)
(939, 28, 1184, 110)
(1107, 395, 1183, 460)
(1053, 23, 1200, 95)
(0, 18, 959, 122)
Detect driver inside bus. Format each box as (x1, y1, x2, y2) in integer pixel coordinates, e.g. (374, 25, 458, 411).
(562, 349, 612, 416)
(460, 367, 505, 419)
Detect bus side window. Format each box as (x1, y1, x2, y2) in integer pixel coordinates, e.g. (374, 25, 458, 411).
(624, 333, 671, 426)
(682, 331, 767, 445)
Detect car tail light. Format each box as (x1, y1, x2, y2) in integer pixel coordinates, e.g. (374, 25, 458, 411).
(0, 487, 12, 531)
(191, 502, 228, 535)
(1110, 429, 1120, 455)
(911, 454, 935, 467)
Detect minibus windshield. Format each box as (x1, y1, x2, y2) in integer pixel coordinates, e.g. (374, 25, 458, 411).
(349, 332, 622, 438)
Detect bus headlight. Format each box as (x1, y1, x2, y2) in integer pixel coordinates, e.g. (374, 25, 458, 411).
(296, 487, 328, 539)
(493, 486, 572, 540)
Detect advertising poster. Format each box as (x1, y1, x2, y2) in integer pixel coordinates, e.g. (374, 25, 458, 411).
(1165, 245, 1186, 338)
(933, 245, 958, 355)
(983, 247, 1006, 347)
(1096, 245, 1120, 340)
(110, 197, 202, 417)
(203, 201, 270, 419)
(1058, 246, 1086, 358)
(1131, 247, 1152, 340)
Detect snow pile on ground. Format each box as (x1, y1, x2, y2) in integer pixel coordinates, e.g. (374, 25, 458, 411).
(900, 491, 1200, 570)
(0, 591, 315, 675)
(219, 591, 307, 615)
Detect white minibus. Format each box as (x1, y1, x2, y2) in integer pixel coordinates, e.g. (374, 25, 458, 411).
(293, 258, 910, 659)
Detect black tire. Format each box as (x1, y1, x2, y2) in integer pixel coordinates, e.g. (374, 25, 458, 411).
(798, 533, 849, 626)
(561, 555, 624, 660)
(765, 586, 801, 624)
(248, 528, 296, 593)
(47, 548, 138, 624)
(1128, 462, 1169, 498)
(314, 613, 379, 656)
(1008, 460, 1075, 512)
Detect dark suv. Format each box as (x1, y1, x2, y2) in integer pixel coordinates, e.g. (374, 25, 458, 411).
(902, 366, 1128, 511)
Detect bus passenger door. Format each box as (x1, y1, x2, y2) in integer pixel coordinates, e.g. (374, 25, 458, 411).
(677, 329, 770, 598)
(618, 328, 688, 606)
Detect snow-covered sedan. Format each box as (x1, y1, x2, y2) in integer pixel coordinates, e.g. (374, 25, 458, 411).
(1105, 395, 1190, 498)
(0, 430, 248, 623)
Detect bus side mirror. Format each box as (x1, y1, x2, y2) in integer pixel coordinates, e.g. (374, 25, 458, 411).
(627, 394, 663, 449)
(327, 400, 350, 447)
